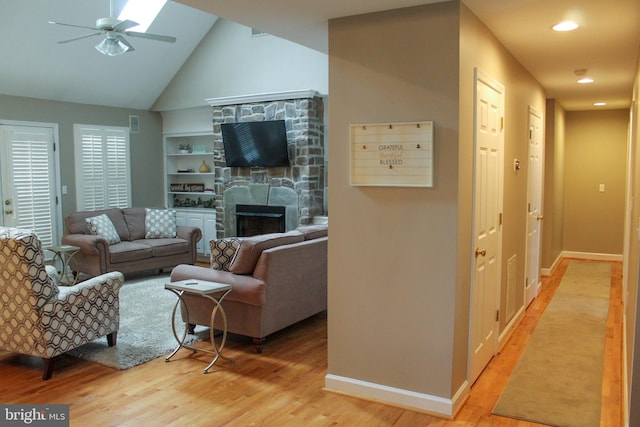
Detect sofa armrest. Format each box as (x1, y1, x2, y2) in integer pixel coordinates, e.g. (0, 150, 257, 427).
(177, 225, 202, 243)
(61, 233, 108, 256)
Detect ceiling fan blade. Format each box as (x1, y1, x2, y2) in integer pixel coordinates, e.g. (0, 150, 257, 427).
(57, 32, 103, 44)
(113, 19, 139, 32)
(124, 31, 176, 43)
(49, 21, 99, 31)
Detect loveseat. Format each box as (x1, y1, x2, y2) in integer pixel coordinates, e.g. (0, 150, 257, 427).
(62, 208, 202, 277)
(170, 224, 327, 352)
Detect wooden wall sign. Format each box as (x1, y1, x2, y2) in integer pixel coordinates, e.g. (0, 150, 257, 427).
(350, 121, 434, 187)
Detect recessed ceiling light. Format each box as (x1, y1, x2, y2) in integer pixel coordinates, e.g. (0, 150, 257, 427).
(577, 78, 594, 84)
(593, 102, 607, 106)
(553, 21, 579, 31)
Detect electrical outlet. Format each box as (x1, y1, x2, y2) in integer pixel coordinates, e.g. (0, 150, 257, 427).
(599, 184, 605, 192)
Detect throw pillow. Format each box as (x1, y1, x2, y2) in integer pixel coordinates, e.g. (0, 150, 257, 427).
(209, 238, 242, 271)
(85, 214, 121, 244)
(145, 208, 177, 239)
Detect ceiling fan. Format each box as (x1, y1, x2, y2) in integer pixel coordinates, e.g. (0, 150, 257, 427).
(49, 0, 176, 56)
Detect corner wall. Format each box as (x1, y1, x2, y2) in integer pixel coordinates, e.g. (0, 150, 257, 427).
(563, 110, 628, 256)
(327, 2, 462, 411)
(542, 100, 566, 271)
(0, 94, 164, 217)
(459, 5, 546, 336)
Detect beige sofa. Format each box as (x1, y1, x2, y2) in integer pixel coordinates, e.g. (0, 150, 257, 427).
(170, 225, 327, 352)
(62, 208, 202, 277)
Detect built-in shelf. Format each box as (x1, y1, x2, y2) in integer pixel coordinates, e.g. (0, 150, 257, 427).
(164, 132, 216, 210)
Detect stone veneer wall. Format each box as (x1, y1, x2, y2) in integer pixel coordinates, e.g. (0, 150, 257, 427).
(211, 95, 325, 237)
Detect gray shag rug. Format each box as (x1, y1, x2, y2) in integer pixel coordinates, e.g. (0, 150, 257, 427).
(67, 273, 208, 370)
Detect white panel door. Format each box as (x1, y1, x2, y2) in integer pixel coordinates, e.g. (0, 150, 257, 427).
(469, 69, 504, 385)
(0, 125, 58, 247)
(525, 106, 544, 306)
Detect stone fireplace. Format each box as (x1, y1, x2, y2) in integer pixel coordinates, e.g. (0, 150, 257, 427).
(206, 90, 325, 238)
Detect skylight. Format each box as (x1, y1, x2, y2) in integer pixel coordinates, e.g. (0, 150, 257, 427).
(118, 0, 167, 33)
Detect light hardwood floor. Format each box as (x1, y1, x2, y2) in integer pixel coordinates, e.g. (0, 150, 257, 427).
(0, 258, 623, 426)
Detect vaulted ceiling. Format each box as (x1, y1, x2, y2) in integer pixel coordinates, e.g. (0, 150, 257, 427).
(1, 0, 638, 111)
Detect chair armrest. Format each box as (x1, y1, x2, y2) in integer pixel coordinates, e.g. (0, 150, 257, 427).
(61, 233, 109, 256)
(45, 272, 124, 314)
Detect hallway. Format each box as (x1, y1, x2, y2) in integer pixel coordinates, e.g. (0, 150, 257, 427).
(457, 257, 622, 425)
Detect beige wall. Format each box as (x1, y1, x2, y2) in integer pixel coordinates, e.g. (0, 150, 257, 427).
(563, 110, 628, 255)
(542, 100, 566, 270)
(153, 19, 328, 111)
(327, 1, 545, 411)
(626, 47, 640, 423)
(328, 2, 462, 401)
(459, 6, 546, 332)
(0, 94, 164, 217)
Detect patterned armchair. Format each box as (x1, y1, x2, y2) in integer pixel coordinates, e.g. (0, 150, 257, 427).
(0, 227, 124, 380)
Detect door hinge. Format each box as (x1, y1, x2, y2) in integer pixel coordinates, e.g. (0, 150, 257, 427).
(500, 117, 504, 131)
(53, 142, 56, 152)
(56, 196, 59, 205)
(499, 212, 503, 225)
(496, 310, 500, 322)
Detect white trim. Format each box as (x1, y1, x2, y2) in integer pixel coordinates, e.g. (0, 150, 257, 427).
(0, 119, 62, 244)
(541, 252, 563, 276)
(499, 305, 525, 348)
(623, 312, 629, 427)
(324, 374, 468, 418)
(561, 250, 623, 262)
(206, 90, 320, 106)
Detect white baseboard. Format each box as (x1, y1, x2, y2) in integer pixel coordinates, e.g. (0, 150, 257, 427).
(623, 313, 629, 427)
(541, 253, 563, 277)
(542, 251, 622, 277)
(561, 251, 623, 262)
(499, 305, 525, 349)
(324, 374, 469, 418)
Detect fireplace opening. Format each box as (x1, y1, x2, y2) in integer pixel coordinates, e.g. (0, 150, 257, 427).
(235, 204, 286, 237)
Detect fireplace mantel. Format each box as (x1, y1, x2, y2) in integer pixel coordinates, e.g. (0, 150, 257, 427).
(205, 90, 320, 107)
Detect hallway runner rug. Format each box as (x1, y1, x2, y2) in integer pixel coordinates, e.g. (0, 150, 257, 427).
(492, 260, 611, 427)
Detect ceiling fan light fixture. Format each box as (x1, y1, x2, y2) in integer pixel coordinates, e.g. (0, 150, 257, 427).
(95, 35, 131, 56)
(577, 77, 594, 84)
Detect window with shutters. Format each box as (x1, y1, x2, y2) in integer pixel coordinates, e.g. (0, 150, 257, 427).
(74, 124, 131, 211)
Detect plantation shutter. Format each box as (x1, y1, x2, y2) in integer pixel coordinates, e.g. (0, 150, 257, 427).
(2, 126, 56, 247)
(74, 124, 131, 211)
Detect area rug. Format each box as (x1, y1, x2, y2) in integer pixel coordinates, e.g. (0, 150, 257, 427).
(67, 273, 208, 370)
(492, 260, 611, 427)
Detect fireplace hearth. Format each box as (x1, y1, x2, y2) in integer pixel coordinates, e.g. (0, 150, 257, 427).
(235, 204, 286, 237)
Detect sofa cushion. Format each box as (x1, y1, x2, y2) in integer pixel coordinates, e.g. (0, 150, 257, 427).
(108, 241, 153, 263)
(122, 207, 147, 240)
(296, 224, 328, 240)
(66, 208, 130, 241)
(145, 208, 177, 239)
(139, 238, 190, 257)
(85, 214, 121, 245)
(210, 238, 242, 271)
(229, 230, 304, 275)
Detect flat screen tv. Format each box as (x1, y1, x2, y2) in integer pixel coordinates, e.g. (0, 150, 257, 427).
(221, 120, 290, 167)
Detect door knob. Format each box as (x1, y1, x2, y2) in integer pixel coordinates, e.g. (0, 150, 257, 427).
(4, 199, 11, 206)
(475, 248, 487, 257)
(536, 215, 544, 221)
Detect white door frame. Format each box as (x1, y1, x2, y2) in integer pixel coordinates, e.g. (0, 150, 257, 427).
(525, 106, 544, 306)
(0, 119, 63, 242)
(468, 68, 505, 384)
